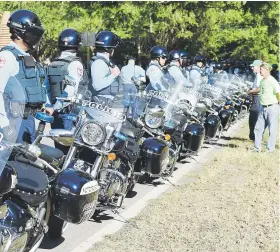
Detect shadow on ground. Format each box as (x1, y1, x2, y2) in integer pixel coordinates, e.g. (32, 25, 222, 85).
(40, 236, 65, 249)
(91, 212, 115, 223)
(221, 136, 252, 142)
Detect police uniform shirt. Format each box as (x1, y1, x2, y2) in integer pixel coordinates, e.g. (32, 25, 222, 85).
(189, 65, 202, 88)
(146, 60, 168, 91)
(90, 52, 117, 94)
(0, 41, 29, 127)
(44, 51, 84, 110)
(120, 61, 145, 84)
(168, 61, 192, 88)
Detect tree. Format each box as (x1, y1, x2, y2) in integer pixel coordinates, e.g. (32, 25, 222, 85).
(0, 1, 278, 64)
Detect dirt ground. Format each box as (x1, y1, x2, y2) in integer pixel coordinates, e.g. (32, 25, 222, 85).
(91, 123, 279, 252)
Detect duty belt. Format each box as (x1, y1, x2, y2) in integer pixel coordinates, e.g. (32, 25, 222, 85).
(23, 103, 43, 118)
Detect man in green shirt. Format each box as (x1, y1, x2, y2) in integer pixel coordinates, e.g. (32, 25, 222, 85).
(253, 62, 280, 153)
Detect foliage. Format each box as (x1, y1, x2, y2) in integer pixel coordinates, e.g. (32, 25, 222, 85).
(0, 1, 278, 64)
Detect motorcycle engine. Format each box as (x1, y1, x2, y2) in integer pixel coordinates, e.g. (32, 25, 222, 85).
(98, 160, 127, 208)
(0, 204, 28, 252)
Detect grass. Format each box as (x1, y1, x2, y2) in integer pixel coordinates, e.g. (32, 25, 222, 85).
(90, 122, 279, 252)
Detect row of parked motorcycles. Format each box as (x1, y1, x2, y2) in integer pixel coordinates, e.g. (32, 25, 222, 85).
(0, 76, 252, 251)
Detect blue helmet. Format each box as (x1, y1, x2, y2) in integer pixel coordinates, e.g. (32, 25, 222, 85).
(214, 62, 223, 70)
(58, 28, 81, 50)
(179, 50, 191, 66)
(168, 50, 180, 61)
(7, 9, 44, 49)
(192, 55, 206, 65)
(178, 50, 189, 59)
(95, 31, 121, 49)
(150, 45, 168, 59)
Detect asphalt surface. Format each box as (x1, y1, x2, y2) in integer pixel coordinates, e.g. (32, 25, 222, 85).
(37, 117, 246, 252)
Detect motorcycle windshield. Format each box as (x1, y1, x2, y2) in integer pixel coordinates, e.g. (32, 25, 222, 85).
(81, 98, 126, 125)
(134, 90, 183, 127)
(0, 76, 26, 174)
(175, 86, 203, 113)
(227, 73, 249, 93)
(199, 83, 224, 104)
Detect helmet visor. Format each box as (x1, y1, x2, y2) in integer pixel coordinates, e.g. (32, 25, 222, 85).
(23, 25, 45, 48)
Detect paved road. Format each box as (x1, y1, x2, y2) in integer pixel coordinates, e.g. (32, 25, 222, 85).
(37, 118, 245, 252)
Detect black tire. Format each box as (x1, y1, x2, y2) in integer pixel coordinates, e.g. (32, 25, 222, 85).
(48, 213, 68, 239)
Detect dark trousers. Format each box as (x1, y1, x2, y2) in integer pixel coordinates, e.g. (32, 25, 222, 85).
(11, 115, 36, 144)
(249, 110, 260, 140)
(249, 95, 261, 140)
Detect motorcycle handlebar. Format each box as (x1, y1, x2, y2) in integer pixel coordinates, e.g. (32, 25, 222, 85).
(17, 142, 38, 162)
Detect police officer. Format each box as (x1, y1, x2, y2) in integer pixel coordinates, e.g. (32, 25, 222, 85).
(189, 55, 206, 90)
(210, 62, 230, 85)
(0, 9, 46, 144)
(44, 28, 87, 153)
(120, 55, 146, 94)
(89, 30, 121, 103)
(145, 45, 168, 92)
(178, 50, 192, 82)
(166, 50, 192, 89)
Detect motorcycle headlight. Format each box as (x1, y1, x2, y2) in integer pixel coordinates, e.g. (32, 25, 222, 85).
(144, 113, 164, 129)
(81, 122, 105, 146)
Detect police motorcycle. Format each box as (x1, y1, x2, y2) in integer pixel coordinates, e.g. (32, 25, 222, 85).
(205, 78, 240, 130)
(0, 80, 50, 251)
(174, 86, 207, 155)
(184, 86, 224, 145)
(45, 89, 139, 213)
(3, 77, 100, 240)
(0, 138, 50, 252)
(127, 89, 186, 181)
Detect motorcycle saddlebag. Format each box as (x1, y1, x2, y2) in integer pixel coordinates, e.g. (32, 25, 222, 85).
(139, 137, 169, 176)
(219, 109, 232, 129)
(9, 161, 49, 207)
(234, 101, 242, 114)
(204, 114, 221, 138)
(183, 123, 205, 152)
(52, 168, 99, 224)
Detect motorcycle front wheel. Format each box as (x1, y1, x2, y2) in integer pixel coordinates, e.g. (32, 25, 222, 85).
(45, 198, 68, 239)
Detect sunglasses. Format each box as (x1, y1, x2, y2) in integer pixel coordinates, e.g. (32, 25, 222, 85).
(161, 55, 167, 59)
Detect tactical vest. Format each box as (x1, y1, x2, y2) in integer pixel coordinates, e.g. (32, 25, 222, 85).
(88, 56, 119, 97)
(1, 46, 46, 107)
(190, 66, 201, 74)
(47, 55, 88, 104)
(165, 64, 183, 86)
(145, 62, 169, 92)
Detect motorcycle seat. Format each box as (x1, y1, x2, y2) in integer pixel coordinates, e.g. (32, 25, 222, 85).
(9, 161, 49, 207)
(38, 144, 64, 160)
(121, 121, 143, 140)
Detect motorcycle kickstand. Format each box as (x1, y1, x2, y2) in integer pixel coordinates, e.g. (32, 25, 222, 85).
(162, 177, 177, 187)
(187, 155, 200, 164)
(111, 209, 138, 229)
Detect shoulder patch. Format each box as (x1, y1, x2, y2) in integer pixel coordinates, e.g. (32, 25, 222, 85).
(77, 65, 83, 77)
(0, 56, 6, 68)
